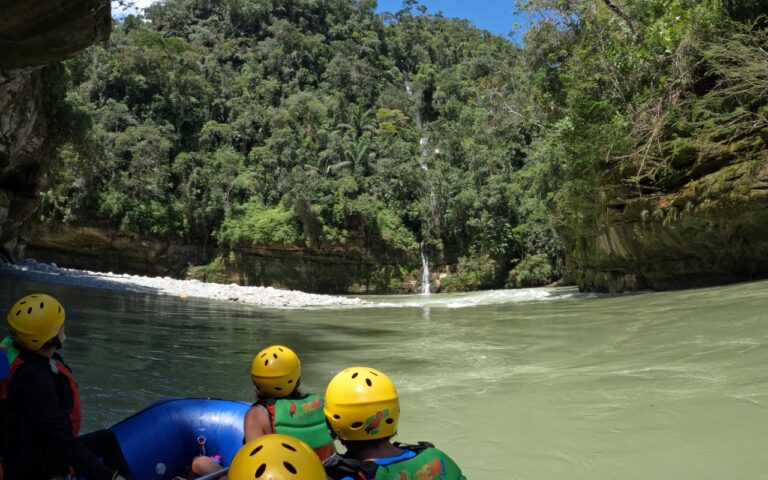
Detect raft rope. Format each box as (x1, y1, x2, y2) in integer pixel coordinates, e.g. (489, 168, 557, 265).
(197, 435, 207, 457)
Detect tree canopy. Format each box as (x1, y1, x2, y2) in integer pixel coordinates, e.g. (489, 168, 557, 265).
(42, 0, 766, 290)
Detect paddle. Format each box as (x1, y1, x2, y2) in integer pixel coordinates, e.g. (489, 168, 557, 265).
(172, 467, 229, 480)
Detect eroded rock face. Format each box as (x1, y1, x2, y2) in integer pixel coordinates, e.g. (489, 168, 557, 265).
(0, 0, 110, 261)
(21, 223, 409, 294)
(0, 68, 50, 260)
(22, 224, 207, 276)
(0, 0, 110, 70)
(190, 246, 377, 294)
(572, 155, 768, 292)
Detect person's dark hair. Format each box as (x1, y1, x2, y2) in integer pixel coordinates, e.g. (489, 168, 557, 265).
(287, 378, 303, 399)
(43, 336, 62, 350)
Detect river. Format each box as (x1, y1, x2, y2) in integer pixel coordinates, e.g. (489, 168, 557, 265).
(1, 277, 767, 479)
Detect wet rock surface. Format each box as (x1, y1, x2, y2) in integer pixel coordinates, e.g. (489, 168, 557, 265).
(0, 0, 110, 261)
(573, 156, 768, 292)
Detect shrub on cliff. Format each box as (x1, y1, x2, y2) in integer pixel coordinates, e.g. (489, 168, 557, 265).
(218, 201, 303, 247)
(439, 254, 498, 292)
(506, 254, 554, 289)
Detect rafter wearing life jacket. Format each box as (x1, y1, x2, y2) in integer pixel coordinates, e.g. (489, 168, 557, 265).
(324, 441, 466, 480)
(255, 393, 334, 459)
(1, 336, 82, 439)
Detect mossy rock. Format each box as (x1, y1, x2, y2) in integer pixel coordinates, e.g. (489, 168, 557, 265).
(759, 128, 768, 147)
(0, 0, 111, 68)
(187, 256, 230, 284)
(665, 139, 699, 169)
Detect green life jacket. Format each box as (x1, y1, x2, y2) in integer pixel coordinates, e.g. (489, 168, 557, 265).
(373, 446, 465, 480)
(1, 337, 18, 361)
(0, 336, 19, 380)
(264, 394, 334, 449)
(325, 442, 467, 480)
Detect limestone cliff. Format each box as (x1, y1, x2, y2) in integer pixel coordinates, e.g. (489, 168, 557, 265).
(571, 133, 768, 293)
(20, 223, 418, 294)
(22, 223, 207, 277)
(0, 0, 110, 261)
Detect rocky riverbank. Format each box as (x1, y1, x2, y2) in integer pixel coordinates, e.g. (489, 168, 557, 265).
(0, 259, 366, 308)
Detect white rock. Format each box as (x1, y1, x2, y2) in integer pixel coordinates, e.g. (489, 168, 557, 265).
(0, 261, 367, 308)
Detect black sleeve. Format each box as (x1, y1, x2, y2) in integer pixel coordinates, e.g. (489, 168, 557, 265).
(80, 429, 133, 477)
(20, 365, 117, 480)
(323, 453, 365, 480)
(60, 438, 119, 480)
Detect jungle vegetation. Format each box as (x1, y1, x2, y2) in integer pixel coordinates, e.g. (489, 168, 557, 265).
(41, 0, 767, 290)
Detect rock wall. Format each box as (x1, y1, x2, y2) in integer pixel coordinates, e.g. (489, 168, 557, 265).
(22, 223, 207, 277)
(0, 0, 111, 70)
(0, 0, 110, 261)
(21, 223, 418, 294)
(193, 247, 378, 294)
(0, 67, 52, 260)
(572, 144, 768, 292)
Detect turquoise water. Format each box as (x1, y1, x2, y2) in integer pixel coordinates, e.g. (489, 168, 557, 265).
(1, 277, 767, 479)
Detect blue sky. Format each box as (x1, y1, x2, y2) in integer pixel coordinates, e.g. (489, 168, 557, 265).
(112, 0, 528, 42)
(375, 0, 527, 41)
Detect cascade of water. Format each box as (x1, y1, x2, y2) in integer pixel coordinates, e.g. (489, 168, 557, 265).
(419, 136, 429, 170)
(404, 70, 413, 97)
(420, 240, 430, 295)
(403, 70, 422, 128)
(409, 68, 430, 295)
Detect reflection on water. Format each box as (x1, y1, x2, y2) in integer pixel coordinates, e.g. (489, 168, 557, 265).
(1, 277, 767, 479)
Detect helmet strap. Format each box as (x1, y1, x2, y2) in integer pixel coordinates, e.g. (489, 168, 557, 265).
(326, 419, 339, 439)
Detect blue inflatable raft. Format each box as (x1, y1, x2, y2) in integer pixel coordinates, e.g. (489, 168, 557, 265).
(109, 398, 249, 479)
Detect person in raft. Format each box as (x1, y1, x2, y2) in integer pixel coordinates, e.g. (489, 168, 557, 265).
(191, 345, 335, 477)
(0, 294, 130, 480)
(322, 366, 466, 480)
(227, 433, 327, 480)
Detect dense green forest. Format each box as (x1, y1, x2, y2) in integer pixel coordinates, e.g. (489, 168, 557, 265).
(40, 0, 766, 291)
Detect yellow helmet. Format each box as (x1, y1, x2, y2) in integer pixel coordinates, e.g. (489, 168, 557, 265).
(250, 345, 301, 398)
(324, 366, 399, 441)
(228, 434, 326, 480)
(6, 294, 65, 351)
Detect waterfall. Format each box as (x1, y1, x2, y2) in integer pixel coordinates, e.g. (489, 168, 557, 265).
(408, 69, 431, 296)
(419, 136, 429, 170)
(420, 240, 430, 295)
(403, 70, 421, 128)
(404, 70, 413, 96)
(405, 69, 427, 169)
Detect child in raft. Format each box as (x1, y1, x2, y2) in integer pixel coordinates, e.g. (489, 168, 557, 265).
(322, 366, 466, 480)
(191, 344, 335, 478)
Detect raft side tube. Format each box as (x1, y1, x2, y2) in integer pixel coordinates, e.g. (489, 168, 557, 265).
(109, 398, 249, 479)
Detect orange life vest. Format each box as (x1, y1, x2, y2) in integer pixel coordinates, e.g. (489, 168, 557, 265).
(0, 351, 82, 438)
